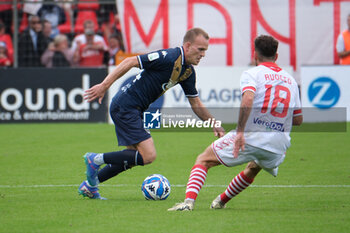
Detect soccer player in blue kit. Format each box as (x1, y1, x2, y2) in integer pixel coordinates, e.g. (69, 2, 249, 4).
(78, 28, 225, 199)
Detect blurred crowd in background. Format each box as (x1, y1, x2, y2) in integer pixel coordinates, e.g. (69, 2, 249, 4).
(0, 0, 128, 68)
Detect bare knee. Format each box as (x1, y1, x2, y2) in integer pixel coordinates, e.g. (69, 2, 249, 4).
(142, 151, 157, 164)
(195, 146, 220, 169)
(134, 138, 157, 165)
(244, 161, 262, 179)
(126, 145, 156, 164)
(134, 146, 156, 164)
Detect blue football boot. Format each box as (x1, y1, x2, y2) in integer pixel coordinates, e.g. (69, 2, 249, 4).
(78, 180, 106, 200)
(84, 152, 101, 186)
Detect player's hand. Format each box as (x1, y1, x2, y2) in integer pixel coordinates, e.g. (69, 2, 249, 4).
(233, 132, 245, 158)
(213, 126, 225, 138)
(84, 83, 107, 104)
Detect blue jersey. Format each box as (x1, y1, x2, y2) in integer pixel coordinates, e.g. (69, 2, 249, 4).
(114, 46, 198, 111)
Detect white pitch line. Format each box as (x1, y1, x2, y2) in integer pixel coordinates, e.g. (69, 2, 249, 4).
(0, 184, 349, 188)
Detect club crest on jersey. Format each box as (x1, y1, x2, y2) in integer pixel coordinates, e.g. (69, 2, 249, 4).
(148, 52, 159, 61)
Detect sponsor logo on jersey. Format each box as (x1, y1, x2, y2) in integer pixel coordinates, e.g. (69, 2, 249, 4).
(253, 117, 285, 132)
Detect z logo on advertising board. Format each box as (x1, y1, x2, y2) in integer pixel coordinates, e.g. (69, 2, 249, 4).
(308, 77, 340, 109)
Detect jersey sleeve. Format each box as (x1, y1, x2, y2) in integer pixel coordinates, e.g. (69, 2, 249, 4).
(180, 70, 198, 98)
(240, 71, 257, 94)
(292, 84, 302, 116)
(137, 50, 167, 70)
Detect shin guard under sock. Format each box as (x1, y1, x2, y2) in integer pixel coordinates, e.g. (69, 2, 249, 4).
(98, 164, 124, 183)
(97, 149, 144, 183)
(103, 149, 144, 167)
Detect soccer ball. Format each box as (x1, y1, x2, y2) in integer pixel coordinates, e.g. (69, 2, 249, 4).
(141, 174, 171, 200)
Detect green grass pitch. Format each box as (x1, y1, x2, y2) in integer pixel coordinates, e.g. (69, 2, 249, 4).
(0, 123, 349, 233)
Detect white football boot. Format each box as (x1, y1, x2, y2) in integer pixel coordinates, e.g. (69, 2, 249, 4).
(210, 195, 226, 209)
(168, 199, 194, 211)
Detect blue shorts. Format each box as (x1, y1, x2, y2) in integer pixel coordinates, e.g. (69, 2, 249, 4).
(109, 97, 151, 146)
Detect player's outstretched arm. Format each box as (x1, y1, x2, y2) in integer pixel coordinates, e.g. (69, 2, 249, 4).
(84, 56, 140, 104)
(188, 97, 225, 137)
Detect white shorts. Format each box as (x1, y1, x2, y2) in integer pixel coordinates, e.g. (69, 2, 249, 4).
(211, 131, 285, 177)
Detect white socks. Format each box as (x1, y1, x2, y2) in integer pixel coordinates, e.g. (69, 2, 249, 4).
(93, 153, 105, 165)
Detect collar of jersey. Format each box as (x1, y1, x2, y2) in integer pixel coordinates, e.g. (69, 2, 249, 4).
(180, 46, 185, 65)
(260, 62, 281, 72)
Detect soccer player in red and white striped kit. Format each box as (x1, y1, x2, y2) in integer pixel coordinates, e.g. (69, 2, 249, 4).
(169, 35, 303, 211)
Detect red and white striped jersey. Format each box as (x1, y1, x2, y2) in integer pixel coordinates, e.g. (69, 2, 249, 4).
(240, 62, 302, 154)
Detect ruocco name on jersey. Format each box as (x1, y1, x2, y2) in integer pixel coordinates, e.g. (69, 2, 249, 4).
(264, 74, 292, 84)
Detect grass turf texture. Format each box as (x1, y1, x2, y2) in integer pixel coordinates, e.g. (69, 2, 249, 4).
(0, 123, 349, 233)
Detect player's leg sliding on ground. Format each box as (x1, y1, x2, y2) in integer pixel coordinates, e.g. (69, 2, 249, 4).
(78, 138, 157, 199)
(168, 145, 257, 211)
(210, 171, 254, 209)
(168, 161, 260, 210)
(168, 164, 208, 211)
(168, 133, 263, 211)
(211, 162, 261, 209)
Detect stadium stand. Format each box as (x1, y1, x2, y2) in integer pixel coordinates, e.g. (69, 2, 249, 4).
(19, 12, 29, 33)
(57, 10, 72, 34)
(74, 0, 99, 34)
(0, 0, 124, 68)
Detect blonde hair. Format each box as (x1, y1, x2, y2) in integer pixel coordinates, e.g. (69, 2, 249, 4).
(54, 34, 68, 47)
(183, 28, 209, 44)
